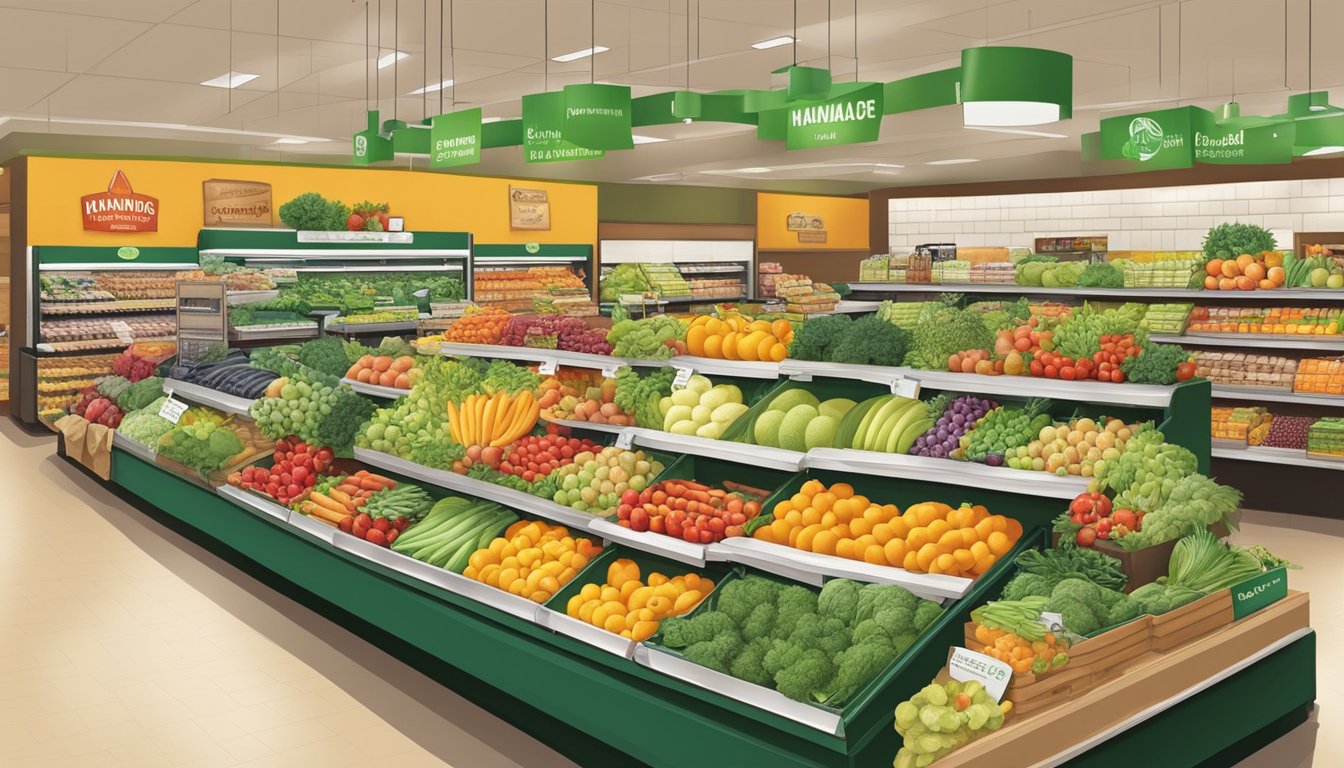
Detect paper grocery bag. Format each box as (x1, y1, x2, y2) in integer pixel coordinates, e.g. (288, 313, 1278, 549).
(85, 422, 114, 480)
(55, 415, 89, 465)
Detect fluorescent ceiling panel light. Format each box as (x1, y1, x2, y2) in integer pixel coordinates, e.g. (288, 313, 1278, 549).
(751, 35, 794, 50)
(377, 51, 409, 69)
(926, 158, 979, 165)
(965, 126, 1068, 139)
(272, 138, 308, 144)
(631, 135, 667, 144)
(201, 71, 259, 89)
(736, 167, 771, 173)
(410, 79, 453, 95)
(1303, 145, 1344, 156)
(963, 101, 1061, 127)
(551, 46, 609, 62)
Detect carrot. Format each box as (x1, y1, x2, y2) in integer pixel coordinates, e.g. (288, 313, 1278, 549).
(302, 501, 347, 524)
(328, 488, 352, 505)
(336, 483, 361, 495)
(361, 472, 397, 485)
(309, 492, 349, 516)
(359, 477, 387, 491)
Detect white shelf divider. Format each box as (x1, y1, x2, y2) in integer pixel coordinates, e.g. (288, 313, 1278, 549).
(628, 428, 806, 472)
(1151, 333, 1344, 351)
(163, 378, 256, 417)
(803, 448, 1090, 500)
(847, 282, 1344, 301)
(1211, 445, 1344, 471)
(1210, 385, 1344, 407)
(341, 378, 409, 399)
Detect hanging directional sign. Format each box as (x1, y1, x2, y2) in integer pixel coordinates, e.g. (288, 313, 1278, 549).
(522, 92, 605, 163)
(1099, 104, 1298, 167)
(429, 107, 482, 168)
(352, 110, 393, 165)
(562, 83, 634, 150)
(782, 82, 884, 150)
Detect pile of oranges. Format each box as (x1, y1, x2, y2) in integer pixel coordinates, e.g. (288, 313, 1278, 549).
(1202, 252, 1286, 291)
(564, 558, 712, 641)
(444, 306, 512, 344)
(972, 624, 1068, 676)
(464, 520, 600, 603)
(753, 481, 1021, 578)
(684, 314, 793, 362)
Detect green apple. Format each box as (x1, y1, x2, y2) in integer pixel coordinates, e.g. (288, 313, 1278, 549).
(686, 374, 713, 394)
(1310, 267, 1330, 288)
(1328, 273, 1344, 289)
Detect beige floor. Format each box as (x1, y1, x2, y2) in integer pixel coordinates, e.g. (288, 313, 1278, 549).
(0, 418, 1334, 767)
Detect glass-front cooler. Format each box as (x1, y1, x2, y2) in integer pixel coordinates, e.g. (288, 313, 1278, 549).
(471, 244, 596, 316)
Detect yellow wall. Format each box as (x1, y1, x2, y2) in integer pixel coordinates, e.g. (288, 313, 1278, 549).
(755, 192, 868, 251)
(25, 156, 597, 248)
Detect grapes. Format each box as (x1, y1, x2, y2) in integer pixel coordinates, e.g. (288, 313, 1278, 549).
(909, 395, 996, 459)
(1004, 417, 1140, 477)
(249, 371, 341, 446)
(549, 447, 664, 516)
(958, 404, 1053, 464)
(892, 679, 1008, 768)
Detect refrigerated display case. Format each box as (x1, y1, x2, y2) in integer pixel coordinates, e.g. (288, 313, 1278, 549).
(599, 240, 754, 310)
(472, 244, 595, 315)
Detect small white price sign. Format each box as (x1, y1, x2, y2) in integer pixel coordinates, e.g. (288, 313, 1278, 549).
(110, 320, 136, 345)
(158, 394, 189, 424)
(537, 359, 558, 376)
(600, 362, 625, 379)
(947, 647, 1012, 702)
(671, 367, 694, 390)
(889, 376, 920, 399)
(615, 431, 634, 449)
(1038, 612, 1065, 632)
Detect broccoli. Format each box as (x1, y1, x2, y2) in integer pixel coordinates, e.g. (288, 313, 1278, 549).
(683, 632, 744, 674)
(1048, 578, 1103, 606)
(874, 605, 916, 639)
(787, 614, 850, 656)
(819, 642, 898, 706)
(1000, 572, 1056, 601)
(787, 314, 854, 362)
(828, 315, 912, 366)
(773, 585, 819, 639)
(891, 631, 918, 654)
(773, 648, 836, 703)
(855, 583, 918, 624)
(717, 577, 781, 627)
(297, 336, 355, 378)
(850, 619, 890, 647)
(315, 392, 377, 454)
(206, 427, 243, 459)
(1050, 597, 1102, 636)
(763, 639, 805, 677)
(660, 611, 737, 649)
(818, 580, 862, 625)
(741, 603, 777, 641)
(913, 600, 943, 632)
(728, 638, 774, 687)
(1106, 596, 1140, 627)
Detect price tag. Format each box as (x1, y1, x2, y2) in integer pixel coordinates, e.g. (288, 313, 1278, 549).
(537, 359, 558, 376)
(158, 393, 189, 424)
(947, 647, 1012, 703)
(671, 366, 694, 390)
(889, 376, 920, 399)
(600, 362, 625, 379)
(110, 320, 136, 345)
(615, 430, 634, 450)
(1038, 612, 1065, 632)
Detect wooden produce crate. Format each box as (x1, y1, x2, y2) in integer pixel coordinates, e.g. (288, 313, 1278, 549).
(962, 615, 1153, 718)
(1149, 588, 1234, 652)
(1053, 520, 1229, 592)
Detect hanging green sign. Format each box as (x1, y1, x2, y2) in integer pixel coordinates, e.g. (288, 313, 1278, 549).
(782, 83, 884, 150)
(562, 83, 633, 150)
(429, 107, 482, 168)
(353, 110, 394, 165)
(522, 92, 605, 163)
(1191, 112, 1295, 165)
(1231, 567, 1288, 620)
(1099, 106, 1195, 169)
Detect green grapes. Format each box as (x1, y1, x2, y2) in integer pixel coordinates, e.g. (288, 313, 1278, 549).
(958, 405, 1053, 464)
(248, 374, 339, 445)
(550, 447, 664, 515)
(892, 679, 1007, 768)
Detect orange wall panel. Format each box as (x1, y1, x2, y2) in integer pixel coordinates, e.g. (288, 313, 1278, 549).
(755, 192, 868, 251)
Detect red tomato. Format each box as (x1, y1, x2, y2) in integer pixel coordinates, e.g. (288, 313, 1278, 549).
(1175, 361, 1197, 381)
(1110, 369, 1125, 383)
(1029, 360, 1045, 377)
(1060, 366, 1076, 380)
(1044, 364, 1059, 378)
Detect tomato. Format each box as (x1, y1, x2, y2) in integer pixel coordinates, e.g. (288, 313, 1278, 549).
(1044, 364, 1059, 378)
(1110, 369, 1125, 383)
(1076, 526, 1098, 547)
(1060, 366, 1076, 380)
(1029, 359, 1044, 377)
(1175, 361, 1197, 381)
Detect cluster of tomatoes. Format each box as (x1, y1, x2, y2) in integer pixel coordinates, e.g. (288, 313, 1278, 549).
(615, 480, 763, 543)
(228, 438, 334, 505)
(498, 433, 603, 483)
(1029, 334, 1137, 383)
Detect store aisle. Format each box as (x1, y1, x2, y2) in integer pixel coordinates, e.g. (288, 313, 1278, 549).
(0, 418, 1336, 768)
(0, 420, 567, 768)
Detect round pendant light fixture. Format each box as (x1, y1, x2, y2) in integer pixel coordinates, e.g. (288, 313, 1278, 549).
(960, 46, 1072, 127)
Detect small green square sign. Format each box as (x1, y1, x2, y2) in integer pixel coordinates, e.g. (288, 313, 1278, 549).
(1231, 566, 1288, 620)
(429, 108, 482, 168)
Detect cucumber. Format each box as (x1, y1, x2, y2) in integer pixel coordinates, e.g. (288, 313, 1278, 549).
(397, 503, 499, 554)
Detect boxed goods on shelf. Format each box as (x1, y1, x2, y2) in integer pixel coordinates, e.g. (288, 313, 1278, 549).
(1188, 306, 1343, 335)
(1292, 357, 1344, 395)
(1142, 303, 1194, 334)
(686, 278, 744, 300)
(1194, 351, 1297, 390)
(638, 264, 691, 298)
(858, 255, 889, 283)
(969, 262, 1016, 284)
(931, 260, 971, 285)
(40, 314, 176, 344)
(1211, 406, 1268, 444)
(1111, 255, 1198, 287)
(1307, 418, 1344, 459)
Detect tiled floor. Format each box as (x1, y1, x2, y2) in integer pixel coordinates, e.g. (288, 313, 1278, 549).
(0, 417, 1334, 767)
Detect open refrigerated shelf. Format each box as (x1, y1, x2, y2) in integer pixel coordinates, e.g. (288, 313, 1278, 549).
(162, 378, 256, 417)
(1211, 445, 1344, 470)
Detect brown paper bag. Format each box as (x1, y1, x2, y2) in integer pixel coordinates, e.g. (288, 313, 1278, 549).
(55, 415, 88, 465)
(85, 422, 114, 480)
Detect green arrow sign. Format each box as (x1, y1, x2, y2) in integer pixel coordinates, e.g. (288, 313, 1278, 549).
(430, 107, 482, 168)
(522, 91, 605, 163)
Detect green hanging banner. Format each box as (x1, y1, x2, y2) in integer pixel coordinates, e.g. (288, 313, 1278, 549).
(353, 110, 393, 165)
(1099, 105, 1297, 167)
(562, 83, 634, 150)
(1191, 111, 1295, 165)
(781, 82, 884, 150)
(522, 91, 605, 163)
(1099, 106, 1195, 169)
(429, 107, 482, 168)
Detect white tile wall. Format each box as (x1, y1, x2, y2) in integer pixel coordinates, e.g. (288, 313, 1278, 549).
(887, 177, 1344, 252)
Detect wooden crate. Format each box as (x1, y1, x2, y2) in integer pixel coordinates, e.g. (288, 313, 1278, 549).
(1149, 588, 1234, 652)
(962, 616, 1152, 717)
(1052, 520, 1230, 592)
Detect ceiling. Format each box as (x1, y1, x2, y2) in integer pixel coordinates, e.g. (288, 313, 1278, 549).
(1, 0, 1342, 193)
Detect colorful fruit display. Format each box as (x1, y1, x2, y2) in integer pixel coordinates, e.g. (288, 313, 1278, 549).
(443, 306, 512, 344)
(971, 624, 1069, 676)
(392, 496, 519, 570)
(1201, 251, 1286, 291)
(753, 482, 1020, 578)
(477, 432, 606, 483)
(1292, 244, 1344, 288)
(684, 314, 792, 362)
(538, 369, 634, 426)
(227, 437, 334, 505)
(749, 389, 865, 452)
(564, 558, 711, 641)
(909, 395, 997, 459)
(614, 479, 767, 542)
(465, 520, 601, 603)
(446, 390, 539, 449)
(551, 447, 665, 516)
(1004, 417, 1137, 478)
(1187, 306, 1343, 335)
(1064, 490, 1143, 546)
(892, 679, 1011, 768)
(346, 354, 420, 389)
(957, 401, 1053, 465)
(658, 374, 749, 439)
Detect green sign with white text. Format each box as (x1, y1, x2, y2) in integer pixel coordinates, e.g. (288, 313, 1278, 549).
(429, 108, 482, 168)
(782, 83, 884, 150)
(563, 83, 633, 150)
(353, 111, 394, 165)
(1231, 566, 1288, 620)
(1100, 106, 1297, 167)
(1100, 106, 1195, 169)
(1192, 112, 1295, 165)
(522, 92, 605, 163)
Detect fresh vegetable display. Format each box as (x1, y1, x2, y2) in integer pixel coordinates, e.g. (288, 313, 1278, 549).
(658, 577, 942, 706)
(157, 420, 245, 473)
(391, 496, 518, 571)
(657, 373, 749, 439)
(177, 356, 279, 399)
(1004, 417, 1138, 478)
(564, 558, 711, 641)
(226, 437, 334, 506)
(446, 389, 539, 449)
(363, 482, 434, 523)
(115, 397, 175, 449)
(606, 312, 684, 359)
(278, 192, 350, 231)
(958, 401, 1053, 465)
(904, 303, 995, 371)
(892, 678, 1010, 768)
(70, 388, 125, 427)
(444, 306, 512, 344)
(294, 470, 395, 531)
(538, 369, 633, 426)
(1122, 343, 1194, 385)
(971, 623, 1069, 675)
(1200, 251, 1288, 291)
(550, 447, 665, 517)
(475, 432, 605, 483)
(615, 478, 768, 542)
(1076, 262, 1125, 289)
(613, 366, 678, 429)
(1201, 222, 1277, 262)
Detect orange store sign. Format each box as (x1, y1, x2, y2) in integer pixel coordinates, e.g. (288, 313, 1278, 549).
(81, 170, 159, 232)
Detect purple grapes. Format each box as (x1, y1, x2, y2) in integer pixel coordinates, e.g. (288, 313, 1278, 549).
(909, 395, 997, 458)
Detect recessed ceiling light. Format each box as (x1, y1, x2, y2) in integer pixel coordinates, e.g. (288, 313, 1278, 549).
(1303, 145, 1344, 156)
(377, 51, 409, 69)
(272, 138, 308, 145)
(631, 135, 667, 144)
(926, 158, 980, 165)
(409, 79, 453, 95)
(736, 167, 771, 173)
(20, 114, 327, 142)
(201, 71, 259, 89)
(552, 46, 609, 62)
(751, 36, 794, 50)
(965, 126, 1068, 139)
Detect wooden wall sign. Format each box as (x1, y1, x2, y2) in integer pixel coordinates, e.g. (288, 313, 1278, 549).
(510, 186, 551, 230)
(202, 179, 272, 228)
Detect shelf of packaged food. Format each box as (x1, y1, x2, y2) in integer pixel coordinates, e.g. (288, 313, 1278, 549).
(1150, 333, 1344, 350)
(339, 378, 409, 399)
(327, 320, 423, 335)
(162, 378, 256, 417)
(847, 282, 1344, 301)
(804, 448, 1090, 500)
(226, 289, 280, 306)
(111, 431, 156, 463)
(230, 323, 320, 341)
(1211, 445, 1344, 470)
(1210, 385, 1344, 407)
(627, 428, 806, 472)
(216, 483, 291, 522)
(352, 447, 601, 532)
(41, 299, 177, 315)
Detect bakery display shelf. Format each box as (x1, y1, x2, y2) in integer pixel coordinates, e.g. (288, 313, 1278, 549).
(848, 282, 1344, 301)
(36, 336, 176, 354)
(1211, 385, 1344, 407)
(41, 299, 176, 315)
(161, 378, 256, 417)
(1211, 445, 1344, 470)
(1149, 333, 1344, 350)
(339, 378, 409, 400)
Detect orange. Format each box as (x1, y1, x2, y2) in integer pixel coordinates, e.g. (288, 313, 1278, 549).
(987, 531, 1012, 555)
(772, 318, 792, 339)
(811, 530, 839, 555)
(863, 544, 888, 565)
(836, 538, 857, 560)
(721, 332, 740, 360)
(884, 538, 908, 567)
(789, 493, 811, 509)
(1235, 253, 1255, 271)
(703, 334, 723, 358)
(800, 479, 826, 496)
(830, 483, 855, 499)
(703, 317, 724, 335)
(849, 517, 873, 537)
(738, 331, 767, 361)
(796, 523, 825, 551)
(1220, 260, 1240, 278)
(811, 493, 836, 513)
(872, 523, 895, 545)
(686, 326, 709, 356)
(757, 335, 777, 362)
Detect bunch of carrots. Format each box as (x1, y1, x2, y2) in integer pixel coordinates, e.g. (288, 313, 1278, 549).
(298, 470, 397, 527)
(446, 390, 540, 448)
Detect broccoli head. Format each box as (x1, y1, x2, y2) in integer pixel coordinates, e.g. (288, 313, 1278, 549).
(661, 611, 737, 649)
(818, 579, 862, 625)
(855, 583, 918, 624)
(873, 605, 916, 639)
(773, 585, 819, 639)
(683, 632, 744, 674)
(763, 639, 805, 677)
(741, 603, 777, 641)
(206, 427, 244, 460)
(1000, 572, 1056, 601)
(788, 614, 851, 656)
(773, 648, 836, 703)
(728, 637, 774, 687)
(891, 631, 919, 655)
(820, 642, 898, 706)
(913, 600, 943, 632)
(850, 619, 890, 647)
(1049, 597, 1101, 636)
(717, 577, 781, 627)
(1049, 578, 1104, 606)
(1105, 595, 1140, 627)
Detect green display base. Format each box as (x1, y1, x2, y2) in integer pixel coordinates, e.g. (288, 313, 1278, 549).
(65, 442, 1316, 768)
